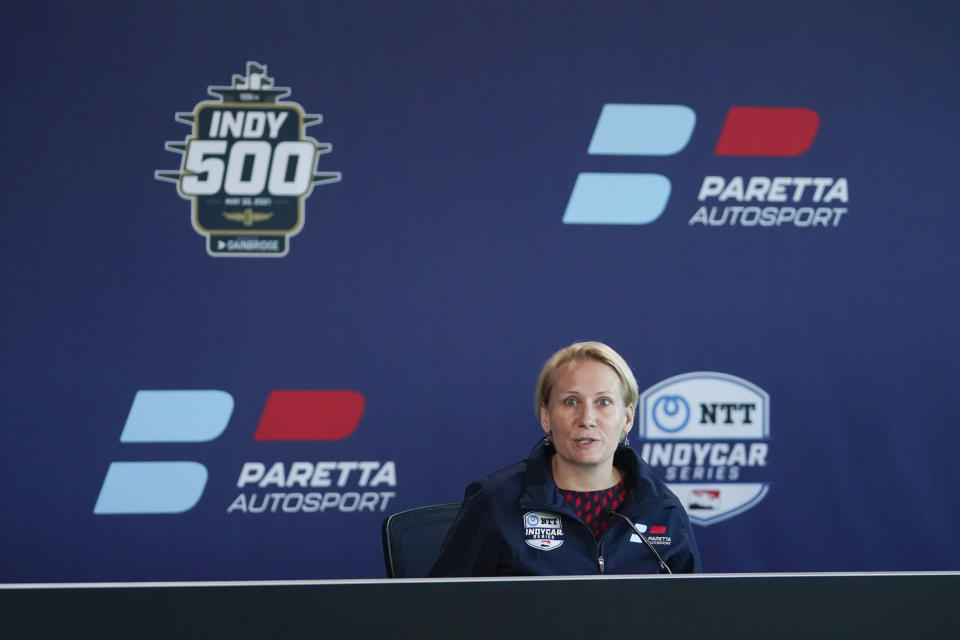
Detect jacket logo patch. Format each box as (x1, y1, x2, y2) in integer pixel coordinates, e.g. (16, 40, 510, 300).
(630, 523, 672, 546)
(523, 511, 564, 551)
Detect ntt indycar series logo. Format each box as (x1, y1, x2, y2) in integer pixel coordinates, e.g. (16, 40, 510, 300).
(639, 372, 771, 526)
(155, 61, 341, 257)
(564, 104, 848, 229)
(524, 511, 565, 550)
(94, 390, 397, 516)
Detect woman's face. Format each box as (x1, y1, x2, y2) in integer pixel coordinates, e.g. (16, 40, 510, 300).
(539, 358, 634, 474)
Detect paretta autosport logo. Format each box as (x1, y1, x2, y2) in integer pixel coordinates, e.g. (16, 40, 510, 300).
(94, 390, 398, 516)
(155, 61, 341, 257)
(638, 372, 771, 526)
(563, 104, 848, 229)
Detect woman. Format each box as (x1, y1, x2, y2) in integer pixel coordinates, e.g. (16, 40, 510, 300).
(429, 341, 701, 576)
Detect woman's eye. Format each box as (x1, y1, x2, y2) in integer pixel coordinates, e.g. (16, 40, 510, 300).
(598, 398, 611, 407)
(564, 397, 578, 406)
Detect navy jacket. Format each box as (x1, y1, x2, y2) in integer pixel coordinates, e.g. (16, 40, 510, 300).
(430, 440, 701, 576)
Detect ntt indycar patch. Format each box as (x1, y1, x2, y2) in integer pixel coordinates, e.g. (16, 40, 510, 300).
(523, 511, 564, 550)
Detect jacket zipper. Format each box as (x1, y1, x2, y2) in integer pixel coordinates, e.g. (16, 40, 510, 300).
(523, 503, 607, 574)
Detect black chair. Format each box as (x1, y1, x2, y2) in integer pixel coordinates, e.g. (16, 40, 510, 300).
(381, 503, 461, 578)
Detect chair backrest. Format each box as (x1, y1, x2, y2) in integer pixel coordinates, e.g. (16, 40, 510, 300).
(381, 503, 461, 578)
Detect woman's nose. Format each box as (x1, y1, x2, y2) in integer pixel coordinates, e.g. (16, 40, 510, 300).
(578, 405, 597, 427)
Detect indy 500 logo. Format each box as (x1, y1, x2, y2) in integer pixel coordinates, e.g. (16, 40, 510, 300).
(155, 61, 341, 257)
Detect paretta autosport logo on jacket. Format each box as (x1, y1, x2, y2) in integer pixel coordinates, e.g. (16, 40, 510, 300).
(564, 104, 849, 229)
(638, 372, 771, 526)
(94, 390, 398, 516)
(155, 61, 341, 257)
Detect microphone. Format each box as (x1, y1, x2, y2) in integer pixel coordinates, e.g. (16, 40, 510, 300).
(606, 510, 672, 574)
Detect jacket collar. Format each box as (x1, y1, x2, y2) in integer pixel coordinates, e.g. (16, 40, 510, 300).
(517, 439, 561, 510)
(518, 438, 666, 512)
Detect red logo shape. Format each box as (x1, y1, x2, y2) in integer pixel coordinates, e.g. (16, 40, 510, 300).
(714, 107, 820, 157)
(649, 525, 667, 535)
(254, 390, 365, 441)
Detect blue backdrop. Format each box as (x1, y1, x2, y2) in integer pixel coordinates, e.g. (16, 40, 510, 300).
(2, 0, 958, 581)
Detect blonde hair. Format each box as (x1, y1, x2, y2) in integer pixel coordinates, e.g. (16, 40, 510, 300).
(534, 341, 639, 416)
